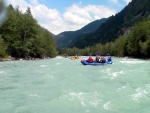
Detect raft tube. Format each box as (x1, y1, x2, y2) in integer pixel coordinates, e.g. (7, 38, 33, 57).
(81, 60, 113, 65)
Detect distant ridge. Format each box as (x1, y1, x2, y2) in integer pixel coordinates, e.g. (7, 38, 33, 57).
(54, 18, 107, 48)
(73, 0, 150, 48)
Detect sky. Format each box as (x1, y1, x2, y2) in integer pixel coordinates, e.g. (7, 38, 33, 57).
(6, 0, 132, 35)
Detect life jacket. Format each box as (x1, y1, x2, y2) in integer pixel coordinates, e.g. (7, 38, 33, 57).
(87, 57, 93, 62)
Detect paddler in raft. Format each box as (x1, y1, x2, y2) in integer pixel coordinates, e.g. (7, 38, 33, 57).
(86, 56, 94, 63)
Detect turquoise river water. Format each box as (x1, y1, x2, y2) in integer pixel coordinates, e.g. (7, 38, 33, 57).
(0, 56, 150, 113)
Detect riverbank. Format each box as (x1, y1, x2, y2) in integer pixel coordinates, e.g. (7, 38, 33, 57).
(0, 56, 51, 62)
(0, 56, 14, 61)
(1, 55, 149, 62)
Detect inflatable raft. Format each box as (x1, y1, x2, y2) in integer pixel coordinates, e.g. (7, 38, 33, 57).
(81, 60, 113, 65)
(70, 56, 79, 60)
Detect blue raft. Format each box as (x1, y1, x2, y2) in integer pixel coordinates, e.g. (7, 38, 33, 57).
(81, 60, 113, 65)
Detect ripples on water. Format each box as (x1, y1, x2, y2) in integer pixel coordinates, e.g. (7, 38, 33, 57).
(0, 57, 150, 113)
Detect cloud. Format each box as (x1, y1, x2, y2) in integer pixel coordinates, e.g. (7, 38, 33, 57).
(7, 0, 31, 12)
(124, 0, 132, 4)
(32, 4, 64, 33)
(63, 4, 116, 26)
(7, 0, 116, 34)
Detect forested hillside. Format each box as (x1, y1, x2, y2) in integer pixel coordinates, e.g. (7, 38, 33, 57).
(1, 0, 150, 59)
(60, 0, 150, 58)
(54, 18, 107, 48)
(60, 17, 150, 58)
(0, 5, 58, 59)
(73, 0, 150, 48)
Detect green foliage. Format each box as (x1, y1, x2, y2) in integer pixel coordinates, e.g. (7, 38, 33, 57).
(0, 5, 57, 59)
(73, 0, 150, 48)
(125, 19, 150, 58)
(59, 0, 150, 58)
(59, 18, 150, 58)
(0, 35, 7, 58)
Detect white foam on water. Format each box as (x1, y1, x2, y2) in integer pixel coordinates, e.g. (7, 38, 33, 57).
(117, 84, 128, 92)
(111, 71, 124, 79)
(56, 63, 60, 65)
(46, 74, 54, 78)
(59, 92, 87, 107)
(102, 68, 112, 77)
(69, 92, 87, 107)
(103, 101, 111, 110)
(0, 71, 5, 74)
(103, 68, 124, 79)
(131, 87, 148, 102)
(120, 60, 145, 64)
(40, 65, 47, 67)
(103, 100, 118, 111)
(89, 100, 99, 107)
(59, 91, 102, 107)
(29, 93, 40, 97)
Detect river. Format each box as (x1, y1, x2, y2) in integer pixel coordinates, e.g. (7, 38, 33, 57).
(0, 56, 150, 113)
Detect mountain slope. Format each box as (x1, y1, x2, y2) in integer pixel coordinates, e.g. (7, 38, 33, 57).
(54, 18, 107, 48)
(73, 0, 150, 48)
